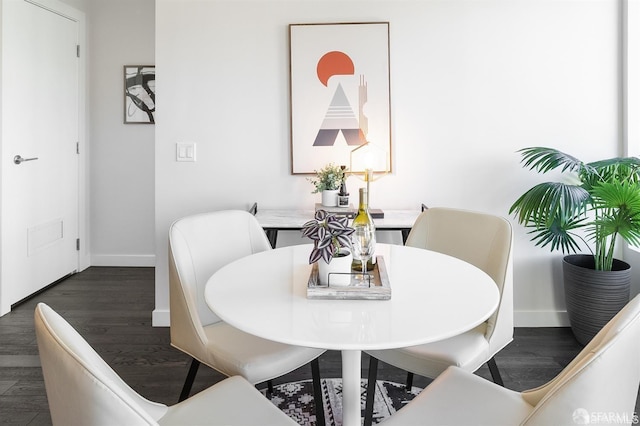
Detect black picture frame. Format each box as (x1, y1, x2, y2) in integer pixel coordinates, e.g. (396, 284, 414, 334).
(124, 65, 155, 124)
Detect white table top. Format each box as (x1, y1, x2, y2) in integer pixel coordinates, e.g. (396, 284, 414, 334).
(205, 243, 499, 351)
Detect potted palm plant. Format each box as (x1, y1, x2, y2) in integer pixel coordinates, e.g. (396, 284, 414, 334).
(510, 147, 640, 345)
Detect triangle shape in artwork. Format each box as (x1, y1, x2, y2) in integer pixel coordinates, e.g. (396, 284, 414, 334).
(313, 83, 364, 146)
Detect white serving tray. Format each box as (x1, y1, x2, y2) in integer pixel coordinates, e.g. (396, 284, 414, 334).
(307, 255, 391, 300)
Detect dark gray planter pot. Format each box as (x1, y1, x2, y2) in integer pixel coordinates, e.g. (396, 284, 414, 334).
(562, 254, 631, 346)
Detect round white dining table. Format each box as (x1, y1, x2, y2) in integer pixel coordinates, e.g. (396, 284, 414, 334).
(205, 243, 499, 426)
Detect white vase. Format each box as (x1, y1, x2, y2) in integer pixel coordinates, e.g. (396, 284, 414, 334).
(321, 189, 339, 207)
(318, 251, 353, 286)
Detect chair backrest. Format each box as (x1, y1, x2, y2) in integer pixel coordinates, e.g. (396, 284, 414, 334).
(168, 210, 272, 357)
(522, 295, 640, 425)
(405, 207, 514, 353)
(34, 303, 167, 426)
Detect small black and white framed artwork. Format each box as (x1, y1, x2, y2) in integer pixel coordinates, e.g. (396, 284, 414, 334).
(124, 65, 155, 124)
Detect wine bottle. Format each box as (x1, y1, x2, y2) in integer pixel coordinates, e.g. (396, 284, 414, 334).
(351, 187, 376, 272)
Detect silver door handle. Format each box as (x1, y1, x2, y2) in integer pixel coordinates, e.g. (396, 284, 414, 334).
(14, 155, 38, 165)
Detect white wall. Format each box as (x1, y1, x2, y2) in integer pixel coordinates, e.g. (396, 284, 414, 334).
(58, 0, 85, 12)
(154, 0, 622, 326)
(624, 0, 640, 298)
(88, 0, 156, 266)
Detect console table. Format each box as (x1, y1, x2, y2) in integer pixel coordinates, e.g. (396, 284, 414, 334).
(250, 203, 425, 248)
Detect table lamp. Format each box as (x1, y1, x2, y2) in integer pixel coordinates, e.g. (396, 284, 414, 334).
(349, 141, 390, 213)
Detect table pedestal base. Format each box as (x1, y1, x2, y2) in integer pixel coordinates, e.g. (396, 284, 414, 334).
(341, 349, 362, 426)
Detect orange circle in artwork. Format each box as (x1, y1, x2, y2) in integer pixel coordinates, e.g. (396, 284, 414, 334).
(317, 51, 355, 86)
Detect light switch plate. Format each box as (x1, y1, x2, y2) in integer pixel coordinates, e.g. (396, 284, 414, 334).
(176, 142, 196, 162)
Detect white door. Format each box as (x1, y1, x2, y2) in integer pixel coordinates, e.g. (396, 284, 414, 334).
(1, 0, 79, 311)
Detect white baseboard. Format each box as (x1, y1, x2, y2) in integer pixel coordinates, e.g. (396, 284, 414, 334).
(153, 309, 170, 327)
(90, 254, 155, 267)
(514, 310, 570, 327)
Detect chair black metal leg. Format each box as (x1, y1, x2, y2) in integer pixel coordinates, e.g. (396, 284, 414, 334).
(265, 230, 278, 249)
(405, 371, 414, 391)
(401, 229, 411, 245)
(487, 356, 504, 387)
(179, 358, 201, 402)
(364, 355, 379, 426)
(311, 358, 325, 426)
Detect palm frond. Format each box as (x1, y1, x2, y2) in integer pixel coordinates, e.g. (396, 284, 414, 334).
(518, 147, 584, 174)
(525, 215, 586, 253)
(591, 181, 640, 212)
(509, 182, 589, 227)
(590, 181, 640, 247)
(584, 157, 640, 188)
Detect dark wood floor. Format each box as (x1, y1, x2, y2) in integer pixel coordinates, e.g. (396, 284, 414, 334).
(0, 267, 637, 425)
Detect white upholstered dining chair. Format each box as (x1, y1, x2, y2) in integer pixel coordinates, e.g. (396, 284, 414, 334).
(34, 302, 297, 426)
(169, 210, 326, 421)
(364, 207, 514, 425)
(382, 294, 640, 425)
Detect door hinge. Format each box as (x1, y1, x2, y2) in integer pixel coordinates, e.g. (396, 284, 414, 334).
(76, 142, 80, 154)
(76, 238, 80, 251)
(76, 45, 80, 58)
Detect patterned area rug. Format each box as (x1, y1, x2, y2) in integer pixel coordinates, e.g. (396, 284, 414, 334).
(260, 379, 422, 425)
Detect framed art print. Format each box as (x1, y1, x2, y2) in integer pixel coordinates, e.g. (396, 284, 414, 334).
(289, 22, 391, 174)
(124, 65, 155, 124)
